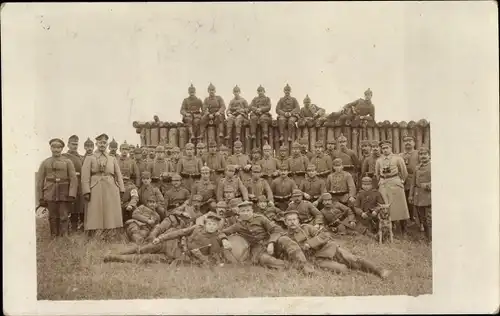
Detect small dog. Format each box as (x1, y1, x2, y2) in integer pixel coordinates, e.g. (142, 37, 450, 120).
(376, 203, 393, 244)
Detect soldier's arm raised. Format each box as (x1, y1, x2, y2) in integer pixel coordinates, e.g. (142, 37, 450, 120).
(346, 173, 356, 199)
(66, 158, 78, 198)
(309, 202, 324, 225)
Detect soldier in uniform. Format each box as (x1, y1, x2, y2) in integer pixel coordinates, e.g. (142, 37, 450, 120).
(361, 140, 382, 189)
(62, 135, 84, 232)
(138, 171, 166, 219)
(196, 142, 207, 163)
(270, 164, 298, 211)
(163, 174, 191, 213)
(108, 138, 118, 157)
(276, 84, 301, 142)
(251, 148, 262, 165)
(298, 94, 327, 127)
(286, 189, 324, 227)
(171, 146, 182, 166)
(326, 139, 337, 160)
(124, 195, 161, 244)
(118, 141, 141, 188)
(325, 158, 357, 205)
(276, 145, 290, 169)
(164, 143, 174, 162)
(204, 140, 226, 184)
(148, 146, 156, 162)
(191, 165, 217, 213)
(359, 139, 372, 186)
(399, 135, 420, 225)
(282, 209, 391, 278)
(287, 142, 309, 185)
(332, 134, 360, 187)
(222, 201, 315, 274)
(219, 144, 230, 161)
(226, 140, 252, 183)
(299, 164, 327, 207)
(246, 164, 274, 204)
(216, 165, 249, 202)
(319, 193, 356, 235)
(180, 84, 203, 141)
(133, 145, 148, 175)
(147, 145, 175, 189)
(375, 140, 409, 236)
(83, 138, 95, 158)
(121, 175, 139, 223)
(409, 147, 431, 242)
(328, 88, 376, 122)
(141, 146, 149, 161)
(299, 137, 315, 161)
(226, 85, 249, 141)
(310, 141, 333, 179)
(255, 195, 284, 227)
(257, 143, 280, 186)
(248, 85, 272, 140)
(37, 138, 78, 237)
(352, 176, 385, 237)
(177, 143, 203, 191)
(201, 83, 226, 140)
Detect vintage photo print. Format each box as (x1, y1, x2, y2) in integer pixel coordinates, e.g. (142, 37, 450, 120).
(2, 2, 499, 315)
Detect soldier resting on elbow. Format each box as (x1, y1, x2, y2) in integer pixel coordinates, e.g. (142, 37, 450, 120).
(124, 196, 161, 244)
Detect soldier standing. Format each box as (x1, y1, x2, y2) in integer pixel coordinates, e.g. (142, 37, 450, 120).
(171, 146, 181, 166)
(257, 143, 280, 185)
(399, 135, 420, 225)
(246, 164, 274, 204)
(137, 171, 166, 219)
(191, 165, 217, 213)
(361, 140, 382, 189)
(180, 84, 203, 141)
(286, 189, 324, 227)
(332, 134, 360, 187)
(287, 142, 309, 185)
(108, 138, 118, 157)
(37, 138, 78, 237)
(118, 141, 141, 188)
(359, 140, 372, 185)
(276, 84, 301, 142)
(216, 165, 249, 201)
(201, 83, 226, 140)
(299, 95, 327, 127)
(83, 138, 95, 159)
(147, 145, 175, 189)
(270, 164, 298, 211)
(204, 140, 226, 184)
(276, 145, 290, 169)
(248, 85, 272, 140)
(325, 158, 357, 205)
(299, 164, 327, 207)
(196, 142, 207, 163)
(310, 141, 333, 179)
(226, 85, 249, 141)
(251, 148, 262, 165)
(226, 140, 252, 183)
(176, 143, 203, 191)
(133, 145, 148, 175)
(409, 147, 431, 242)
(219, 144, 230, 162)
(326, 139, 337, 160)
(62, 135, 84, 232)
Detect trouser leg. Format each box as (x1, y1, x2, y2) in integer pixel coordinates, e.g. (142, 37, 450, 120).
(258, 253, 286, 269)
(277, 235, 315, 274)
(278, 117, 286, 141)
(226, 117, 234, 139)
(58, 202, 70, 237)
(47, 202, 60, 237)
(315, 259, 348, 273)
(249, 114, 258, 138)
(336, 246, 385, 278)
(147, 217, 175, 241)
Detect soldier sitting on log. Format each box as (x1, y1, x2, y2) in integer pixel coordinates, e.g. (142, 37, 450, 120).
(177, 143, 203, 191)
(270, 164, 298, 211)
(257, 143, 280, 185)
(310, 141, 333, 179)
(216, 165, 249, 202)
(226, 85, 249, 141)
(180, 84, 203, 141)
(276, 84, 301, 142)
(299, 94, 327, 127)
(201, 83, 226, 140)
(249, 85, 272, 140)
(327, 88, 376, 122)
(287, 142, 309, 185)
(124, 195, 161, 244)
(299, 164, 327, 207)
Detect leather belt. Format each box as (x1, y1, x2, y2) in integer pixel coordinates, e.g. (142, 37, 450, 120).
(380, 174, 398, 179)
(45, 178, 69, 183)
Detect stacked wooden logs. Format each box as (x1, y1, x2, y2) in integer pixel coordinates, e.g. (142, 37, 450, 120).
(133, 117, 431, 157)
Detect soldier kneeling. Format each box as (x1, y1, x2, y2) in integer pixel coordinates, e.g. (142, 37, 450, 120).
(124, 196, 161, 244)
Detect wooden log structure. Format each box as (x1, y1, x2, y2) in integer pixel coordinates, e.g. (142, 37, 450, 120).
(133, 116, 431, 155)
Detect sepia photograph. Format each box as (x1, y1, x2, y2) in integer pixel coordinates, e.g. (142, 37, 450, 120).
(2, 2, 499, 315)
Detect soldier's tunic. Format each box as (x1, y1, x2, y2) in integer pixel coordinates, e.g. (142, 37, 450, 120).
(181, 96, 203, 121)
(164, 186, 191, 210)
(246, 178, 274, 203)
(216, 177, 249, 201)
(410, 161, 431, 239)
(320, 203, 355, 233)
(270, 177, 297, 211)
(125, 205, 161, 241)
(138, 184, 166, 215)
(400, 150, 420, 219)
(249, 95, 272, 136)
(299, 176, 327, 201)
(339, 98, 376, 121)
(287, 154, 309, 184)
(255, 205, 284, 225)
(375, 154, 409, 221)
(81, 152, 125, 230)
(227, 153, 252, 182)
(177, 156, 203, 191)
(148, 158, 175, 187)
(121, 182, 139, 222)
(204, 152, 226, 184)
(135, 158, 149, 177)
(332, 149, 360, 185)
(118, 156, 141, 187)
(361, 155, 381, 189)
(353, 188, 385, 233)
(37, 155, 79, 235)
(191, 179, 217, 211)
(201, 95, 226, 136)
(299, 104, 327, 125)
(227, 97, 249, 138)
(276, 96, 301, 118)
(286, 200, 323, 225)
(62, 151, 84, 222)
(257, 157, 281, 185)
(325, 170, 356, 204)
(310, 153, 333, 177)
(277, 156, 289, 170)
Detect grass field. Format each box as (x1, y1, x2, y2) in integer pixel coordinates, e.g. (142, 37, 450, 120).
(36, 217, 432, 300)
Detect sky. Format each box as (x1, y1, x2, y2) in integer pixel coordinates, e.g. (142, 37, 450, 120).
(2, 2, 498, 170)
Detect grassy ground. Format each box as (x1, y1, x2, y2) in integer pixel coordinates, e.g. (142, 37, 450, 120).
(36, 217, 432, 300)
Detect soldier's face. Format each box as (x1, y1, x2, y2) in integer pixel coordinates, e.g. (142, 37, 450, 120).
(192, 200, 202, 209)
(209, 145, 217, 153)
(50, 144, 63, 157)
(85, 145, 94, 155)
(189, 90, 196, 97)
(252, 171, 261, 180)
(221, 151, 228, 158)
(205, 220, 219, 233)
(234, 91, 240, 97)
(263, 149, 271, 157)
(238, 206, 253, 221)
(216, 207, 226, 215)
(172, 179, 181, 187)
(333, 165, 343, 172)
(201, 170, 210, 179)
(121, 149, 129, 157)
(68, 142, 78, 152)
(315, 146, 323, 154)
(258, 201, 267, 209)
(225, 169, 235, 177)
(419, 152, 430, 163)
(98, 140, 108, 152)
(134, 152, 142, 160)
(252, 153, 261, 161)
(156, 151, 165, 159)
(323, 198, 332, 206)
(284, 214, 300, 229)
(280, 169, 288, 177)
(291, 195, 302, 203)
(284, 89, 290, 96)
(208, 88, 215, 96)
(404, 139, 415, 150)
(372, 146, 380, 155)
(381, 145, 392, 155)
(338, 140, 347, 149)
(327, 143, 335, 151)
(304, 101, 311, 107)
(365, 92, 372, 101)
(224, 192, 235, 200)
(361, 183, 373, 191)
(149, 150, 155, 158)
(292, 148, 300, 156)
(142, 178, 152, 185)
(361, 144, 371, 153)
(185, 148, 194, 156)
(173, 151, 180, 159)
(146, 200, 157, 209)
(234, 146, 242, 154)
(258, 90, 265, 97)
(307, 169, 317, 178)
(280, 150, 287, 157)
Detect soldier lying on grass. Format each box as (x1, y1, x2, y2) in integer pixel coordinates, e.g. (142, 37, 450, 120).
(124, 195, 161, 244)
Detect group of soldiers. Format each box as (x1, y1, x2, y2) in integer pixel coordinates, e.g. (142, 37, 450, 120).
(37, 127, 431, 278)
(180, 83, 376, 142)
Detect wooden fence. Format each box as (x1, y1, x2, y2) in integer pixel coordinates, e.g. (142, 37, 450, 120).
(133, 117, 431, 157)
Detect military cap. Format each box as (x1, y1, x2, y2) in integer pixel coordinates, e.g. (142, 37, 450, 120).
(197, 142, 206, 148)
(238, 200, 254, 208)
(84, 137, 94, 146)
(68, 135, 79, 143)
(191, 194, 202, 202)
(165, 143, 173, 149)
(333, 158, 343, 166)
(208, 140, 217, 147)
(224, 185, 235, 192)
(188, 83, 196, 92)
(146, 195, 157, 202)
(263, 143, 272, 150)
(257, 85, 265, 92)
(279, 145, 288, 151)
(233, 85, 241, 93)
(141, 171, 151, 178)
(321, 192, 332, 200)
(206, 213, 223, 222)
(370, 140, 380, 147)
(120, 141, 129, 150)
(207, 82, 216, 91)
(129, 144, 136, 151)
(292, 189, 303, 197)
(216, 201, 227, 208)
(337, 134, 347, 142)
(327, 139, 336, 144)
(49, 138, 65, 147)
(362, 176, 373, 184)
(364, 88, 372, 95)
(201, 165, 211, 172)
(292, 142, 301, 148)
(185, 143, 195, 149)
(257, 195, 268, 203)
(155, 145, 165, 152)
(252, 147, 261, 153)
(219, 145, 229, 151)
(97, 134, 110, 142)
(418, 146, 430, 154)
(283, 209, 299, 217)
(234, 140, 243, 148)
(134, 145, 142, 154)
(360, 139, 371, 146)
(171, 174, 182, 181)
(251, 164, 262, 172)
(109, 139, 118, 149)
(314, 141, 324, 147)
(172, 146, 181, 153)
(379, 140, 392, 146)
(284, 83, 291, 91)
(279, 163, 289, 170)
(306, 164, 317, 170)
(403, 135, 415, 141)
(303, 94, 311, 103)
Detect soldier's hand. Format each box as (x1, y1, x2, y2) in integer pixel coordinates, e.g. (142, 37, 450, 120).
(349, 221, 356, 228)
(268, 201, 275, 207)
(244, 164, 252, 171)
(147, 219, 155, 225)
(39, 199, 48, 207)
(361, 212, 368, 219)
(408, 197, 413, 204)
(266, 243, 274, 255)
(303, 193, 311, 200)
(222, 239, 232, 250)
(152, 238, 161, 245)
(312, 200, 319, 207)
(126, 205, 134, 211)
(313, 224, 320, 230)
(348, 196, 356, 204)
(83, 193, 91, 201)
(285, 112, 291, 117)
(371, 210, 378, 217)
(303, 243, 311, 250)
